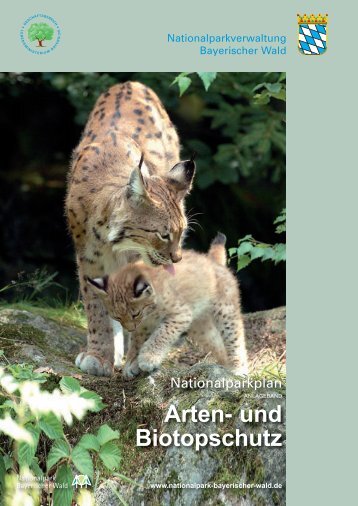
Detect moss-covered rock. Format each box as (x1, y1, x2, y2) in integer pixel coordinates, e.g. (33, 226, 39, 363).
(114, 365, 285, 506)
(0, 305, 286, 505)
(0, 308, 86, 375)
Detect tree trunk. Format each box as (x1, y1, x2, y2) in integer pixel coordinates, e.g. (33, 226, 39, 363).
(37, 40, 44, 47)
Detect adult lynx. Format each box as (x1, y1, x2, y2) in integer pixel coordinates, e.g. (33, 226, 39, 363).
(66, 82, 195, 376)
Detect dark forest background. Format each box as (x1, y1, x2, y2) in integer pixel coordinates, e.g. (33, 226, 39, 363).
(0, 72, 285, 312)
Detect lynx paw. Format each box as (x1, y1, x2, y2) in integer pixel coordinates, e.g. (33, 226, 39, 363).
(75, 352, 113, 377)
(122, 359, 140, 380)
(137, 350, 161, 374)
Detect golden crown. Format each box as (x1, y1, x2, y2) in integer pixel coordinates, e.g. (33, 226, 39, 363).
(297, 13, 328, 24)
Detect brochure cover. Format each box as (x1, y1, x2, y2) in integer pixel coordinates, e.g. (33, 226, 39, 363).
(0, 1, 344, 505)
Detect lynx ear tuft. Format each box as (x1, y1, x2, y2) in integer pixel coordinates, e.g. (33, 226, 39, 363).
(133, 275, 152, 298)
(127, 166, 147, 198)
(127, 154, 150, 201)
(86, 275, 109, 295)
(138, 152, 144, 170)
(167, 159, 196, 199)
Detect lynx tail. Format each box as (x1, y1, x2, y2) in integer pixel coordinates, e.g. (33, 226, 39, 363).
(208, 232, 227, 266)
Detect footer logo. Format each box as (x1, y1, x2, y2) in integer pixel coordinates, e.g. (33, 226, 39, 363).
(20, 14, 61, 54)
(72, 474, 92, 489)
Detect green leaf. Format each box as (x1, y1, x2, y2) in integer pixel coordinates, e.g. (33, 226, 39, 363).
(3, 455, 12, 471)
(72, 445, 94, 480)
(228, 247, 237, 257)
(178, 76, 192, 96)
(273, 243, 286, 263)
(236, 242, 253, 256)
(252, 82, 266, 92)
(97, 424, 119, 446)
(275, 223, 286, 234)
(53, 464, 73, 506)
(239, 234, 253, 242)
(0, 400, 15, 410)
(237, 254, 252, 271)
(18, 424, 40, 467)
(197, 72, 217, 91)
(271, 88, 286, 101)
(274, 213, 285, 224)
(18, 442, 35, 468)
(0, 456, 5, 493)
(78, 433, 100, 452)
(99, 442, 121, 471)
(271, 130, 286, 151)
(47, 439, 70, 471)
(261, 247, 275, 261)
(39, 413, 63, 439)
(59, 376, 81, 394)
(30, 457, 44, 478)
(253, 92, 270, 105)
(265, 83, 282, 93)
(172, 74, 192, 96)
(274, 208, 286, 234)
(250, 246, 267, 260)
(7, 363, 48, 383)
(80, 390, 105, 412)
(28, 423, 40, 443)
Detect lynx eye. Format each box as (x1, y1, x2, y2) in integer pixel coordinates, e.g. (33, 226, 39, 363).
(156, 232, 171, 242)
(132, 310, 141, 318)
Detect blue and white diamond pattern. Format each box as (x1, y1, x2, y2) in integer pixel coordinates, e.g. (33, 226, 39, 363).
(299, 24, 327, 55)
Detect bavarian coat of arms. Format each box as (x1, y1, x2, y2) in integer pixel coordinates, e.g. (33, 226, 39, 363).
(297, 14, 328, 55)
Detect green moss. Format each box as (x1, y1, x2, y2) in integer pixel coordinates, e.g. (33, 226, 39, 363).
(0, 322, 79, 369)
(0, 323, 46, 344)
(166, 470, 180, 505)
(204, 447, 246, 499)
(208, 395, 242, 425)
(0, 323, 47, 362)
(272, 490, 281, 505)
(42, 373, 61, 392)
(246, 452, 265, 483)
(167, 470, 179, 483)
(63, 373, 167, 486)
(199, 391, 268, 504)
(176, 390, 203, 411)
(201, 445, 266, 504)
(0, 302, 87, 329)
(201, 490, 223, 505)
(118, 403, 164, 479)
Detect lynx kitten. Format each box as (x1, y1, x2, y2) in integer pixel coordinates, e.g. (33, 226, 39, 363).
(87, 233, 248, 379)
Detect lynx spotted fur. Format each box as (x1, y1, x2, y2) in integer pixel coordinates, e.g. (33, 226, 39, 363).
(66, 82, 195, 376)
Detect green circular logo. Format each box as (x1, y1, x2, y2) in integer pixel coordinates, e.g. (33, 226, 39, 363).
(20, 14, 61, 54)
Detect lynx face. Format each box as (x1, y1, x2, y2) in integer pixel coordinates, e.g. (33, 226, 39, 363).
(108, 158, 195, 267)
(87, 268, 155, 332)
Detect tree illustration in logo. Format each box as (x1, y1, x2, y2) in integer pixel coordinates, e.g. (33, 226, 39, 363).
(28, 23, 54, 47)
(72, 474, 91, 488)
